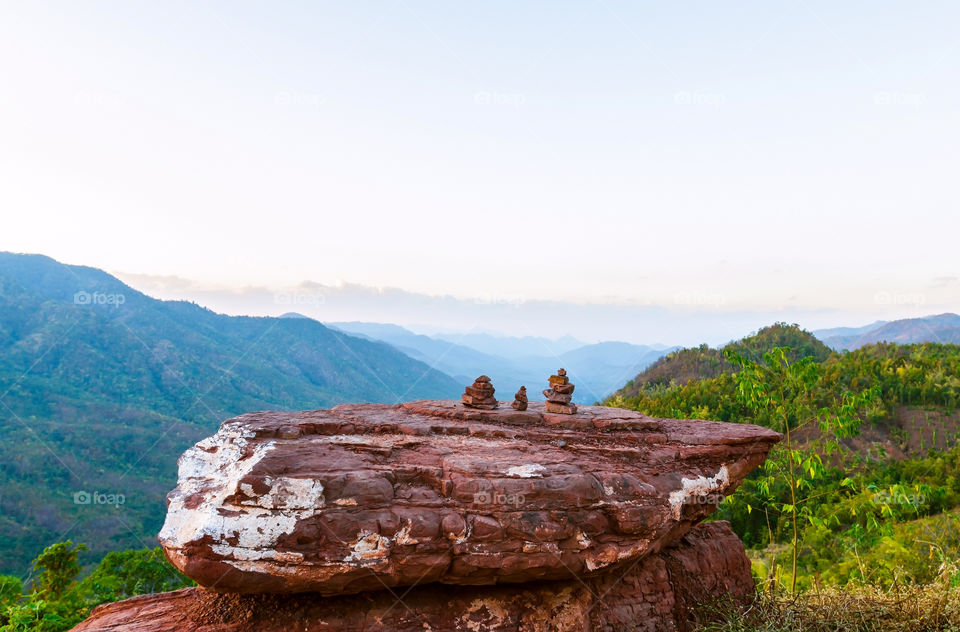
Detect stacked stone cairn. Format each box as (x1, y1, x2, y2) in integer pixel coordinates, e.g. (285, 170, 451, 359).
(461, 375, 498, 409)
(511, 385, 528, 411)
(543, 368, 577, 414)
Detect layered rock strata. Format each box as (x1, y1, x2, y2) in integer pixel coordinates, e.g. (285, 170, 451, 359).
(157, 399, 779, 596)
(74, 521, 754, 632)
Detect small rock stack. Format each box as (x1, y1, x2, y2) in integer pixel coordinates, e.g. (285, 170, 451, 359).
(462, 375, 498, 409)
(511, 386, 528, 411)
(543, 368, 577, 414)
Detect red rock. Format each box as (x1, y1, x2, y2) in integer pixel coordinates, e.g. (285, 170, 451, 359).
(542, 389, 573, 404)
(544, 370, 576, 413)
(511, 386, 528, 411)
(74, 522, 754, 632)
(461, 393, 498, 407)
(545, 401, 578, 414)
(462, 376, 498, 409)
(158, 400, 779, 595)
(465, 385, 493, 397)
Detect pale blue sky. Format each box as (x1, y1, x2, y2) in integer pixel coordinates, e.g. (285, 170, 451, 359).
(2, 1, 958, 342)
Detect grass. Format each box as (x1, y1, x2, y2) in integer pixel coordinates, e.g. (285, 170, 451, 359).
(697, 563, 960, 631)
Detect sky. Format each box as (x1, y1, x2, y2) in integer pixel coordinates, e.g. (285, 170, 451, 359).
(2, 1, 958, 344)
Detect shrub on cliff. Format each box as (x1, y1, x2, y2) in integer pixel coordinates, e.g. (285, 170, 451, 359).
(0, 543, 192, 632)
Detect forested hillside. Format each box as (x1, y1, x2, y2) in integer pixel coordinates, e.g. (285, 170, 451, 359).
(0, 253, 460, 573)
(606, 324, 960, 600)
(614, 322, 832, 396)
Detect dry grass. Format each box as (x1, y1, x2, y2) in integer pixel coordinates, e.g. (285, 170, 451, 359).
(697, 566, 960, 632)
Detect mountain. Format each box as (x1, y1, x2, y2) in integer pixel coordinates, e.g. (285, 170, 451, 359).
(331, 322, 672, 404)
(556, 342, 673, 402)
(0, 253, 461, 573)
(818, 314, 960, 350)
(813, 320, 887, 341)
(432, 332, 586, 360)
(328, 322, 513, 385)
(614, 323, 833, 398)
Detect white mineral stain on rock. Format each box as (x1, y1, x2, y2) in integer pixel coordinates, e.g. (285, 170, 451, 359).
(505, 464, 545, 478)
(344, 530, 391, 564)
(583, 538, 648, 572)
(668, 465, 730, 519)
(159, 425, 326, 567)
(461, 598, 510, 631)
(576, 529, 591, 549)
(328, 434, 379, 444)
(393, 522, 417, 545)
(454, 525, 472, 545)
(240, 476, 325, 510)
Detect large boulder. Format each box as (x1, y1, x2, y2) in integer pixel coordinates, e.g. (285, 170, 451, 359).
(158, 400, 779, 595)
(75, 521, 754, 632)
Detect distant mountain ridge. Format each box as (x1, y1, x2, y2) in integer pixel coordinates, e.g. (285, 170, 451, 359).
(815, 314, 960, 350)
(0, 253, 460, 573)
(329, 322, 675, 404)
(431, 332, 586, 360)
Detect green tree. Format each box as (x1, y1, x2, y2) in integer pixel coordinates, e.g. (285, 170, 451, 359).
(0, 577, 20, 612)
(30, 542, 86, 602)
(78, 548, 192, 605)
(726, 346, 879, 594)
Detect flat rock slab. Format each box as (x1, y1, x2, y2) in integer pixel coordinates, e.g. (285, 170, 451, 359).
(159, 401, 779, 595)
(79, 522, 754, 632)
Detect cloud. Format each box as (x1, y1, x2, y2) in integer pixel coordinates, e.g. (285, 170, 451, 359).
(111, 271, 885, 347)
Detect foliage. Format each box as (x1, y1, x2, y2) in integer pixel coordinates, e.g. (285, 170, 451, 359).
(615, 323, 832, 397)
(608, 336, 960, 598)
(30, 543, 86, 602)
(0, 545, 192, 632)
(0, 579, 20, 613)
(77, 548, 193, 606)
(613, 340, 960, 426)
(725, 347, 880, 593)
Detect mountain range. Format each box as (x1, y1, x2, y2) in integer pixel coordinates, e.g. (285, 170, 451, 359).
(814, 314, 960, 350)
(3, 250, 960, 575)
(328, 321, 674, 404)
